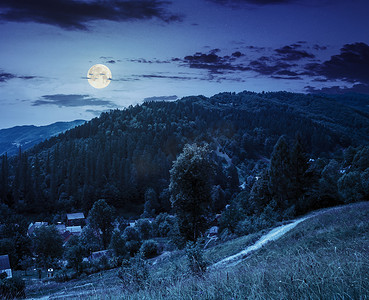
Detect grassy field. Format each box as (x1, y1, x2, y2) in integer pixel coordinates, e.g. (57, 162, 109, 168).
(26, 202, 369, 299)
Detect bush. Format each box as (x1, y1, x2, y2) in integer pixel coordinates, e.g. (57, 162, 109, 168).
(117, 257, 150, 292)
(140, 240, 159, 259)
(135, 219, 153, 240)
(0, 276, 26, 299)
(126, 240, 141, 257)
(186, 242, 207, 276)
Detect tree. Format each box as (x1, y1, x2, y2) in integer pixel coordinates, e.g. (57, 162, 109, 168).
(109, 231, 127, 258)
(142, 188, 159, 217)
(268, 136, 292, 208)
(289, 135, 308, 201)
(169, 144, 215, 242)
(87, 199, 115, 249)
(32, 226, 63, 268)
(65, 236, 85, 274)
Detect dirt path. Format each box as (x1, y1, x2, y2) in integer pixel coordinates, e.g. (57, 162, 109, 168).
(210, 207, 338, 270)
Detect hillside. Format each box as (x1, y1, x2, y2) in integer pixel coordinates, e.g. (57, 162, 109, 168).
(24, 202, 369, 299)
(1, 91, 369, 215)
(0, 120, 86, 156)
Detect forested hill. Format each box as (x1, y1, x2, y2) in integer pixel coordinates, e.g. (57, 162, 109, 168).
(1, 91, 369, 216)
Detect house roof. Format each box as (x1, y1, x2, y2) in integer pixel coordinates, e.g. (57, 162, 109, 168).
(66, 226, 82, 234)
(67, 213, 85, 220)
(56, 224, 66, 234)
(0, 255, 11, 270)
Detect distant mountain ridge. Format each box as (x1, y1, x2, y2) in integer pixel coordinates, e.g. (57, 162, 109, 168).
(0, 120, 86, 156)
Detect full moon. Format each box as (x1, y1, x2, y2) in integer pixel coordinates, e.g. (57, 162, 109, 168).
(87, 64, 112, 89)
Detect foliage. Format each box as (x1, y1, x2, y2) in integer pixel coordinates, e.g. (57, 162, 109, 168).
(32, 225, 63, 268)
(185, 241, 208, 276)
(117, 257, 150, 292)
(170, 144, 215, 241)
(109, 231, 128, 258)
(135, 219, 153, 240)
(140, 240, 159, 259)
(0, 276, 25, 299)
(65, 236, 86, 274)
(87, 199, 115, 249)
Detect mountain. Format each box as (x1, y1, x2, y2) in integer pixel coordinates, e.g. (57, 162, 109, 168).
(0, 120, 86, 156)
(1, 91, 369, 215)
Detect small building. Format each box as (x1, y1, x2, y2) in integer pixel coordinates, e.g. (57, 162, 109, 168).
(66, 213, 85, 227)
(0, 255, 12, 278)
(65, 226, 82, 235)
(56, 224, 66, 234)
(27, 222, 48, 236)
(88, 250, 112, 262)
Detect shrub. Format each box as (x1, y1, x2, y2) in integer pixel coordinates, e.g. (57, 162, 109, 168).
(140, 240, 159, 259)
(117, 257, 150, 292)
(186, 242, 207, 276)
(126, 240, 141, 257)
(135, 219, 153, 240)
(0, 276, 26, 299)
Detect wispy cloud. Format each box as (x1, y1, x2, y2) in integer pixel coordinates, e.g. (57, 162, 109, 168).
(0, 0, 181, 30)
(0, 70, 39, 82)
(32, 94, 117, 107)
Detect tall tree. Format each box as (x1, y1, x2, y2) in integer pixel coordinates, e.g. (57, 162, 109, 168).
(169, 144, 215, 242)
(33, 225, 63, 268)
(87, 199, 115, 249)
(268, 136, 292, 208)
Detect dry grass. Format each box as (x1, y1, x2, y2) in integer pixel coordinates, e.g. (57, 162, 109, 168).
(27, 202, 369, 299)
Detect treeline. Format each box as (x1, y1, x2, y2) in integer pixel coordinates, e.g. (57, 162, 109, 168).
(220, 140, 369, 236)
(0, 91, 368, 217)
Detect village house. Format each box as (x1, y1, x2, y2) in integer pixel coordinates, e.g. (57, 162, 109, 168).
(0, 255, 12, 278)
(27, 221, 48, 236)
(66, 213, 85, 227)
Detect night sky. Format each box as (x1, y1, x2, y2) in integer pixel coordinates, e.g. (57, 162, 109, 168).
(1, 0, 369, 129)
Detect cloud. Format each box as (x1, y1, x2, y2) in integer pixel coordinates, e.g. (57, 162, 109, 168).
(0, 0, 181, 30)
(178, 49, 249, 74)
(32, 94, 117, 107)
(208, 0, 294, 6)
(85, 109, 109, 116)
(248, 57, 297, 76)
(137, 74, 199, 80)
(143, 95, 178, 102)
(0, 72, 15, 82)
(275, 44, 315, 61)
(0, 70, 40, 82)
(311, 42, 369, 85)
(128, 58, 171, 64)
(305, 83, 369, 95)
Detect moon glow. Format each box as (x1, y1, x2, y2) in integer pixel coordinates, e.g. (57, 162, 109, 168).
(87, 64, 112, 89)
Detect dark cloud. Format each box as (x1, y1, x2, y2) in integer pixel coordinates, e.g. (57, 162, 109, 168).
(248, 58, 296, 76)
(0, 72, 15, 82)
(143, 95, 178, 102)
(129, 58, 171, 64)
(209, 0, 294, 6)
(106, 60, 116, 64)
(0, 70, 39, 82)
(137, 74, 198, 80)
(313, 44, 328, 51)
(0, 0, 181, 30)
(315, 42, 369, 84)
(305, 83, 369, 95)
(32, 94, 116, 107)
(180, 50, 249, 74)
(275, 44, 315, 61)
